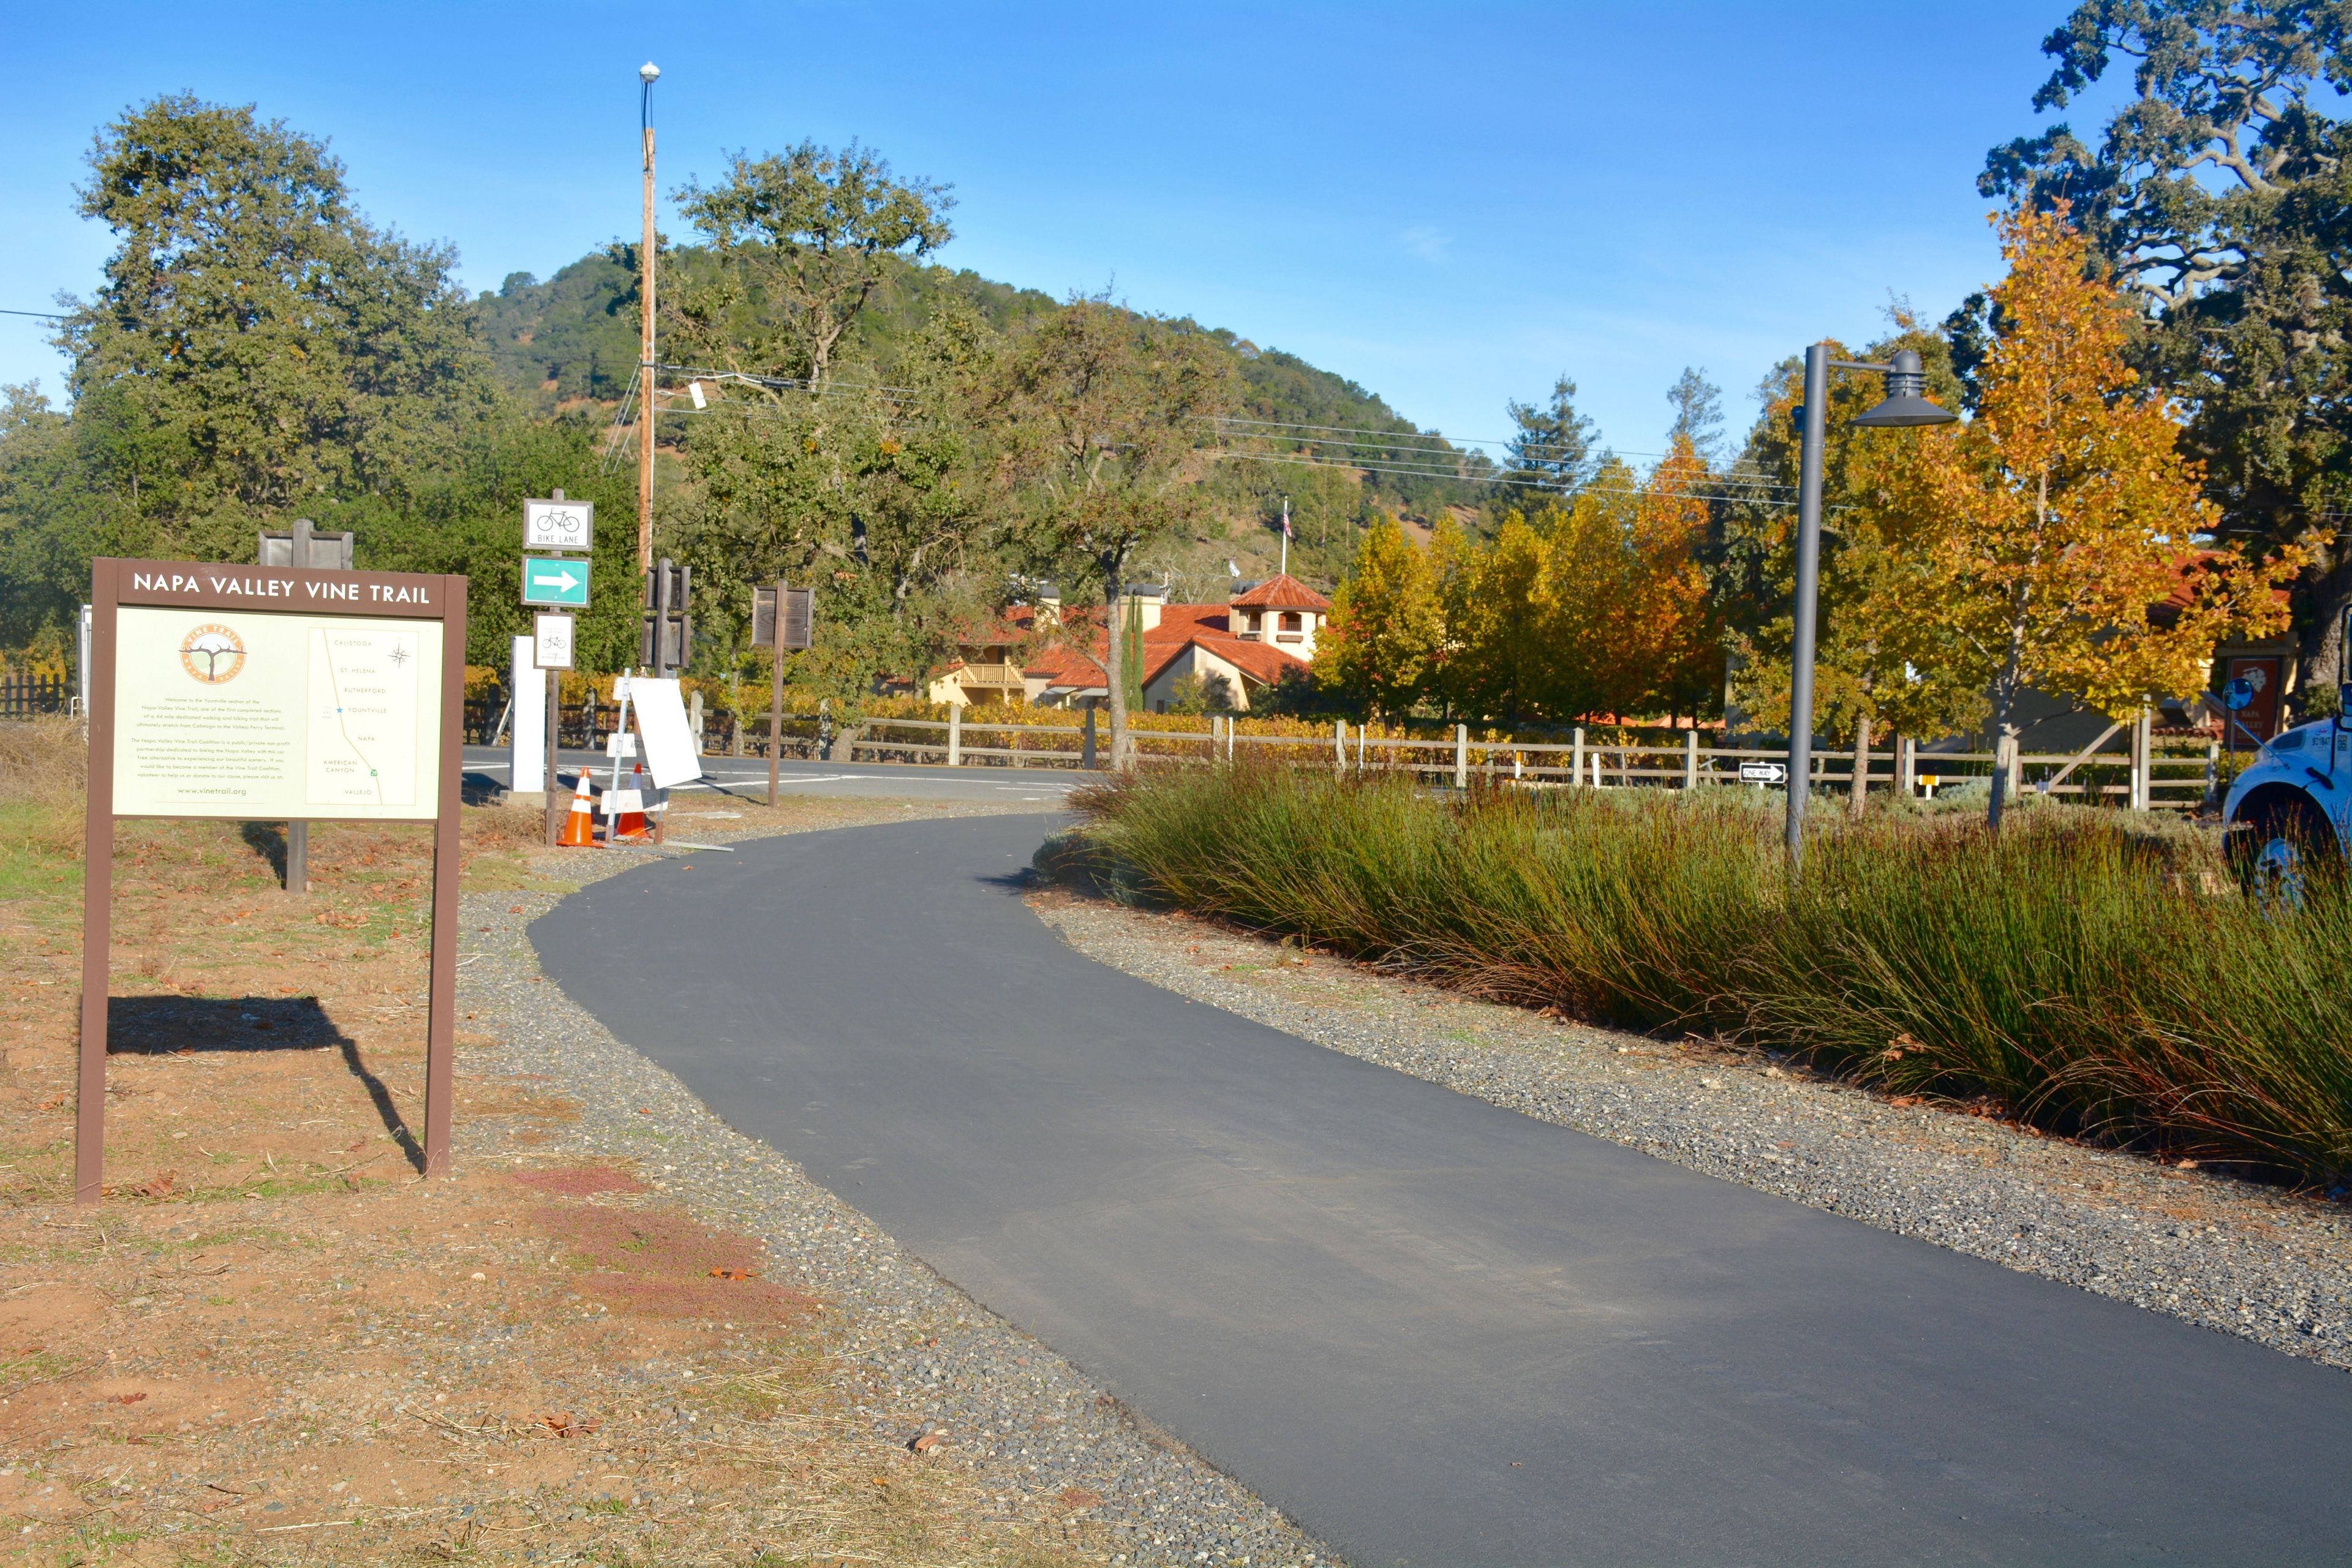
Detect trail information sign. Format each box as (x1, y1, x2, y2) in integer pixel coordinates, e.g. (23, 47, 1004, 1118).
(78, 558, 467, 1204)
(111, 606, 444, 819)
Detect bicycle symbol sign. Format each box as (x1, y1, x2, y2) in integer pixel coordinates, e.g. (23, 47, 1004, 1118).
(524, 497, 594, 553)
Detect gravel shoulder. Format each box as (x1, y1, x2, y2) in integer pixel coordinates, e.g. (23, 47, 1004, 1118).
(1029, 887, 2352, 1375)
(475, 804, 1330, 1568)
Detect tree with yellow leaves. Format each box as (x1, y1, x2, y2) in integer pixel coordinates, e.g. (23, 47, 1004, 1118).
(1535, 442, 1719, 725)
(1885, 206, 2305, 827)
(1617, 436, 1720, 725)
(1438, 508, 1550, 723)
(1725, 328, 1989, 752)
(1316, 513, 1444, 721)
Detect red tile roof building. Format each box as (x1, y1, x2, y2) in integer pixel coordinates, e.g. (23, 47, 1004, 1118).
(927, 576, 1332, 712)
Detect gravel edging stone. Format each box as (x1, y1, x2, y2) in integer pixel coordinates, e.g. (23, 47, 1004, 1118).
(457, 812, 1331, 1568)
(1030, 889, 2352, 1374)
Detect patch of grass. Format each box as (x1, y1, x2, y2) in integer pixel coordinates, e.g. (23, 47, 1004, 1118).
(1059, 766, 2352, 1183)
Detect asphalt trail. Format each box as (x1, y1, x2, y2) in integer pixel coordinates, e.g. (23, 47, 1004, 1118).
(533, 812, 2352, 1567)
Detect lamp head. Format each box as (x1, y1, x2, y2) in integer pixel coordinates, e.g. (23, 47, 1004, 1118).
(1853, 349, 1958, 428)
(639, 61, 661, 85)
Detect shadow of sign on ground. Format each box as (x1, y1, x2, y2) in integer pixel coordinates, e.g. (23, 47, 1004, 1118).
(105, 993, 424, 1170)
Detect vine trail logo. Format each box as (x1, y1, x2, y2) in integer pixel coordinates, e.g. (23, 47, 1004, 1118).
(179, 624, 247, 685)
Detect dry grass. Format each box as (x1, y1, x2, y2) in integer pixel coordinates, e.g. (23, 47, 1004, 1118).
(0, 724, 1099, 1566)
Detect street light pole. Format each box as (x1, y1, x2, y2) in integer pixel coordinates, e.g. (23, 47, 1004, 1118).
(1785, 345, 1831, 865)
(1782, 345, 1956, 872)
(636, 61, 660, 578)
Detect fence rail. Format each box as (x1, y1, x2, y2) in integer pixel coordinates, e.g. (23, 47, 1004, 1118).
(477, 696, 2230, 810)
(841, 711, 2223, 809)
(0, 674, 71, 719)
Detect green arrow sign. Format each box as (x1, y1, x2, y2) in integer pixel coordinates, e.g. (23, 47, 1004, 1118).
(522, 557, 590, 608)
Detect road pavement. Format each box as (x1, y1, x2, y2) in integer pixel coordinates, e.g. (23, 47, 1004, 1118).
(532, 812, 2352, 1566)
(459, 744, 1088, 806)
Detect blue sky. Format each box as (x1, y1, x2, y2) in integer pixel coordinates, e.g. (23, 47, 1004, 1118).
(2, 1, 2095, 460)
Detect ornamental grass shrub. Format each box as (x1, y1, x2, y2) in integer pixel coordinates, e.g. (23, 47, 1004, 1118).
(1051, 764, 2352, 1184)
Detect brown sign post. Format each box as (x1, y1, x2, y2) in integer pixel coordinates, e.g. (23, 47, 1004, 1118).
(77, 557, 469, 1203)
(752, 582, 813, 808)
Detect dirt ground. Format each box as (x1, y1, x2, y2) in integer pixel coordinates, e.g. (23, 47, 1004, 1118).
(0, 723, 1098, 1567)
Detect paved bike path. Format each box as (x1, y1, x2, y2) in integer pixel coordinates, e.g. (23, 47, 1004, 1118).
(532, 813, 2352, 1566)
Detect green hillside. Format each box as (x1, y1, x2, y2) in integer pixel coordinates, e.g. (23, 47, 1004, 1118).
(470, 245, 1475, 586)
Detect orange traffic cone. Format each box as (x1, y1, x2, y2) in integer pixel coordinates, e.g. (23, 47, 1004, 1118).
(557, 771, 598, 848)
(610, 761, 650, 840)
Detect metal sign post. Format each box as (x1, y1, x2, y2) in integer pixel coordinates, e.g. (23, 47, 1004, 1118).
(256, 519, 356, 896)
(522, 494, 592, 846)
(80, 557, 467, 1200)
(535, 613, 575, 845)
(752, 582, 814, 807)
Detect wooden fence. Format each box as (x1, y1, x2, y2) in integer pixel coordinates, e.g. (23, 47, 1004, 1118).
(0, 674, 71, 719)
(714, 707, 2226, 810)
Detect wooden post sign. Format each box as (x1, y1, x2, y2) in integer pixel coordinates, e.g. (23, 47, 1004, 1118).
(752, 583, 814, 809)
(77, 557, 468, 1203)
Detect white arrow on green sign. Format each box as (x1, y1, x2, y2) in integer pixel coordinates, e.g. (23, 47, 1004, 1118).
(522, 557, 590, 608)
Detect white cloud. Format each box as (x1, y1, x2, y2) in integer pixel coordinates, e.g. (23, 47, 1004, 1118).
(1399, 225, 1452, 262)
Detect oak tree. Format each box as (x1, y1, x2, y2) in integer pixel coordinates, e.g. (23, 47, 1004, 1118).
(58, 94, 497, 559)
(989, 300, 1235, 767)
(1983, 0, 2352, 691)
(671, 141, 954, 385)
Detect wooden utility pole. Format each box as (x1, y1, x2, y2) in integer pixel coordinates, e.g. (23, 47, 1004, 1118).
(636, 62, 660, 576)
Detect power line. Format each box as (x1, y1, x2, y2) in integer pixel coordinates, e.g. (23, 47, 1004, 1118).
(0, 308, 67, 320)
(1213, 413, 1800, 487)
(1216, 412, 1743, 464)
(635, 371, 1787, 483)
(1216, 447, 1807, 512)
(1215, 432, 1801, 496)
(600, 364, 1809, 507)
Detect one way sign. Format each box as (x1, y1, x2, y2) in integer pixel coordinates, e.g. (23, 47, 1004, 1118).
(521, 557, 590, 608)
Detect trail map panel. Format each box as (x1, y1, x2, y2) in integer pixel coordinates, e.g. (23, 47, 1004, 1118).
(111, 605, 443, 821)
(306, 624, 423, 808)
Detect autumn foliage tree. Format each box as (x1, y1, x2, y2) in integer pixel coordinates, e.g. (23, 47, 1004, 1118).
(1724, 327, 1990, 750)
(1883, 206, 2305, 826)
(1316, 443, 1721, 728)
(1435, 510, 1548, 722)
(1316, 513, 1445, 720)
(1519, 443, 1717, 724)
(1605, 438, 1719, 723)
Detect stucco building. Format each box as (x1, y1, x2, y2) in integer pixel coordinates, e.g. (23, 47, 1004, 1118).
(927, 575, 1333, 713)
